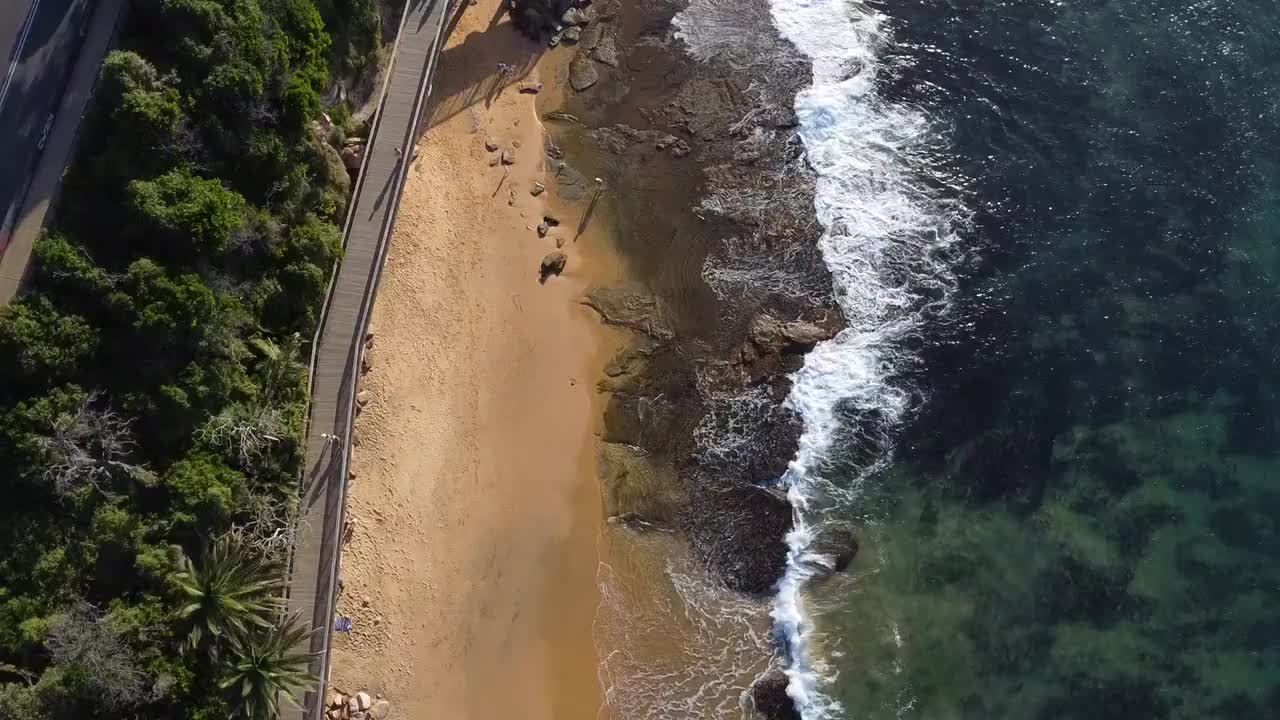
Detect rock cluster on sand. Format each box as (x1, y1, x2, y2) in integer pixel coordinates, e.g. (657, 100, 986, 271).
(325, 689, 392, 720)
(509, 0, 621, 93)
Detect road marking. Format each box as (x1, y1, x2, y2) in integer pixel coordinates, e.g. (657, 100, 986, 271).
(0, 0, 44, 115)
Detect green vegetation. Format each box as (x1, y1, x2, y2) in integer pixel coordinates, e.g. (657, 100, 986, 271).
(0, 0, 382, 716)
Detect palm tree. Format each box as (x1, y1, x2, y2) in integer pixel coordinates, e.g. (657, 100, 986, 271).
(248, 334, 305, 401)
(221, 613, 315, 720)
(171, 536, 279, 656)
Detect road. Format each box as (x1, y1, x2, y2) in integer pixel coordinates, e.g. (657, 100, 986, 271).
(0, 0, 94, 252)
(284, 0, 452, 717)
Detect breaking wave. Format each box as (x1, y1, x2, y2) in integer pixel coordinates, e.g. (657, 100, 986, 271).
(764, 0, 969, 717)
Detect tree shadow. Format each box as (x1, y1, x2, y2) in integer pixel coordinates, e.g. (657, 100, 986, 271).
(418, 15, 545, 134)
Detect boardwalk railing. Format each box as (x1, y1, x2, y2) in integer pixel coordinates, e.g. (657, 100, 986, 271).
(285, 0, 453, 717)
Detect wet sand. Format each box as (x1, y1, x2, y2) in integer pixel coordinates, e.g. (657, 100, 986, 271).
(328, 2, 621, 717)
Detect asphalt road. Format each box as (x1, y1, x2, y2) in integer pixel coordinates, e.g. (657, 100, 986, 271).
(0, 0, 94, 243)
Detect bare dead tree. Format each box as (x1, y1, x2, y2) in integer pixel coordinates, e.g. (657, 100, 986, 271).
(41, 391, 151, 499)
(196, 405, 288, 467)
(46, 602, 151, 710)
(222, 492, 309, 565)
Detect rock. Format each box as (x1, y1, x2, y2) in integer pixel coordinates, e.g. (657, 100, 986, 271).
(591, 31, 620, 67)
(364, 329, 375, 347)
(355, 691, 372, 711)
(811, 527, 859, 576)
(350, 714, 366, 720)
(501, 148, 516, 165)
(578, 21, 603, 50)
(555, 236, 565, 248)
(569, 57, 599, 91)
(484, 138, 500, 152)
(671, 139, 691, 158)
(488, 155, 500, 166)
(369, 700, 392, 720)
(562, 6, 587, 25)
(327, 690, 346, 709)
(340, 144, 365, 171)
(656, 134, 678, 151)
(537, 222, 550, 237)
(539, 251, 568, 283)
(599, 442, 686, 522)
(750, 315, 836, 355)
(348, 697, 360, 715)
(543, 214, 561, 226)
(582, 286, 672, 338)
(530, 181, 546, 196)
(518, 81, 543, 94)
(356, 390, 370, 406)
(751, 669, 800, 720)
(543, 111, 581, 125)
(562, 25, 582, 42)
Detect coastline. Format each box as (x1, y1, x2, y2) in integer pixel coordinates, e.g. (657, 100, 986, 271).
(328, 2, 620, 717)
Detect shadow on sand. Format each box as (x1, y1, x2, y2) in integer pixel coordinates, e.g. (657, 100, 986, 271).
(417, 6, 546, 134)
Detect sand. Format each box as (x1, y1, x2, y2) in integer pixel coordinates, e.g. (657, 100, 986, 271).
(328, 4, 619, 718)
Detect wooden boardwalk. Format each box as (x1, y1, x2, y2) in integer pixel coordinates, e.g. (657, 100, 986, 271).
(285, 0, 451, 717)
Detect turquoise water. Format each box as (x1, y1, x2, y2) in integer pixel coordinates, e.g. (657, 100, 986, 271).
(805, 1, 1280, 717)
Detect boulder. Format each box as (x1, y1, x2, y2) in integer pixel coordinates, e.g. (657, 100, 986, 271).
(531, 181, 546, 196)
(340, 144, 365, 171)
(501, 148, 516, 165)
(562, 25, 582, 43)
(591, 31, 620, 67)
(562, 6, 587, 25)
(750, 315, 836, 355)
(811, 527, 858, 576)
(750, 669, 800, 720)
(485, 138, 500, 152)
(671, 139, 691, 158)
(356, 390, 370, 406)
(582, 286, 671, 338)
(569, 57, 599, 91)
(369, 700, 393, 720)
(327, 690, 346, 709)
(348, 697, 360, 715)
(537, 222, 550, 237)
(543, 214, 561, 226)
(518, 81, 544, 94)
(355, 692, 372, 711)
(539, 251, 568, 283)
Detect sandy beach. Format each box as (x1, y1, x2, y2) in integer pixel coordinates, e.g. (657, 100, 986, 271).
(328, 3, 619, 717)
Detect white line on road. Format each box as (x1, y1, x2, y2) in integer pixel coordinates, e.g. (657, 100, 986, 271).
(0, 0, 45, 115)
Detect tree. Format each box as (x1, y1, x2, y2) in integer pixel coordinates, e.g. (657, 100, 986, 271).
(169, 536, 278, 657)
(0, 298, 98, 388)
(220, 614, 314, 720)
(39, 390, 151, 499)
(44, 602, 152, 711)
(163, 453, 246, 531)
(127, 170, 250, 260)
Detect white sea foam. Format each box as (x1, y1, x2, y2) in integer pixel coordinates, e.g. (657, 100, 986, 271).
(764, 1, 967, 718)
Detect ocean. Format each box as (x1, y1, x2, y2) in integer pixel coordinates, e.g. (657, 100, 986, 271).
(767, 0, 1280, 718)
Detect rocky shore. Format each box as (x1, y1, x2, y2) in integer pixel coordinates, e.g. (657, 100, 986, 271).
(538, 0, 851, 714)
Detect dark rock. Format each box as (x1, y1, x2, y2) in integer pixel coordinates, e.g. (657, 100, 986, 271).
(543, 214, 561, 226)
(518, 81, 543, 94)
(591, 30, 620, 66)
(531, 181, 546, 196)
(484, 138, 500, 152)
(539, 251, 568, 282)
(569, 57, 599, 91)
(810, 527, 858, 577)
(537, 222, 550, 237)
(599, 442, 687, 523)
(582, 286, 671, 338)
(751, 670, 800, 720)
(750, 314, 836, 355)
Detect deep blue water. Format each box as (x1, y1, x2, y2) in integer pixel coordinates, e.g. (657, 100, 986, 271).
(808, 1, 1280, 717)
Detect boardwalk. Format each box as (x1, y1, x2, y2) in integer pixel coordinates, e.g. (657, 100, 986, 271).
(285, 0, 451, 717)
